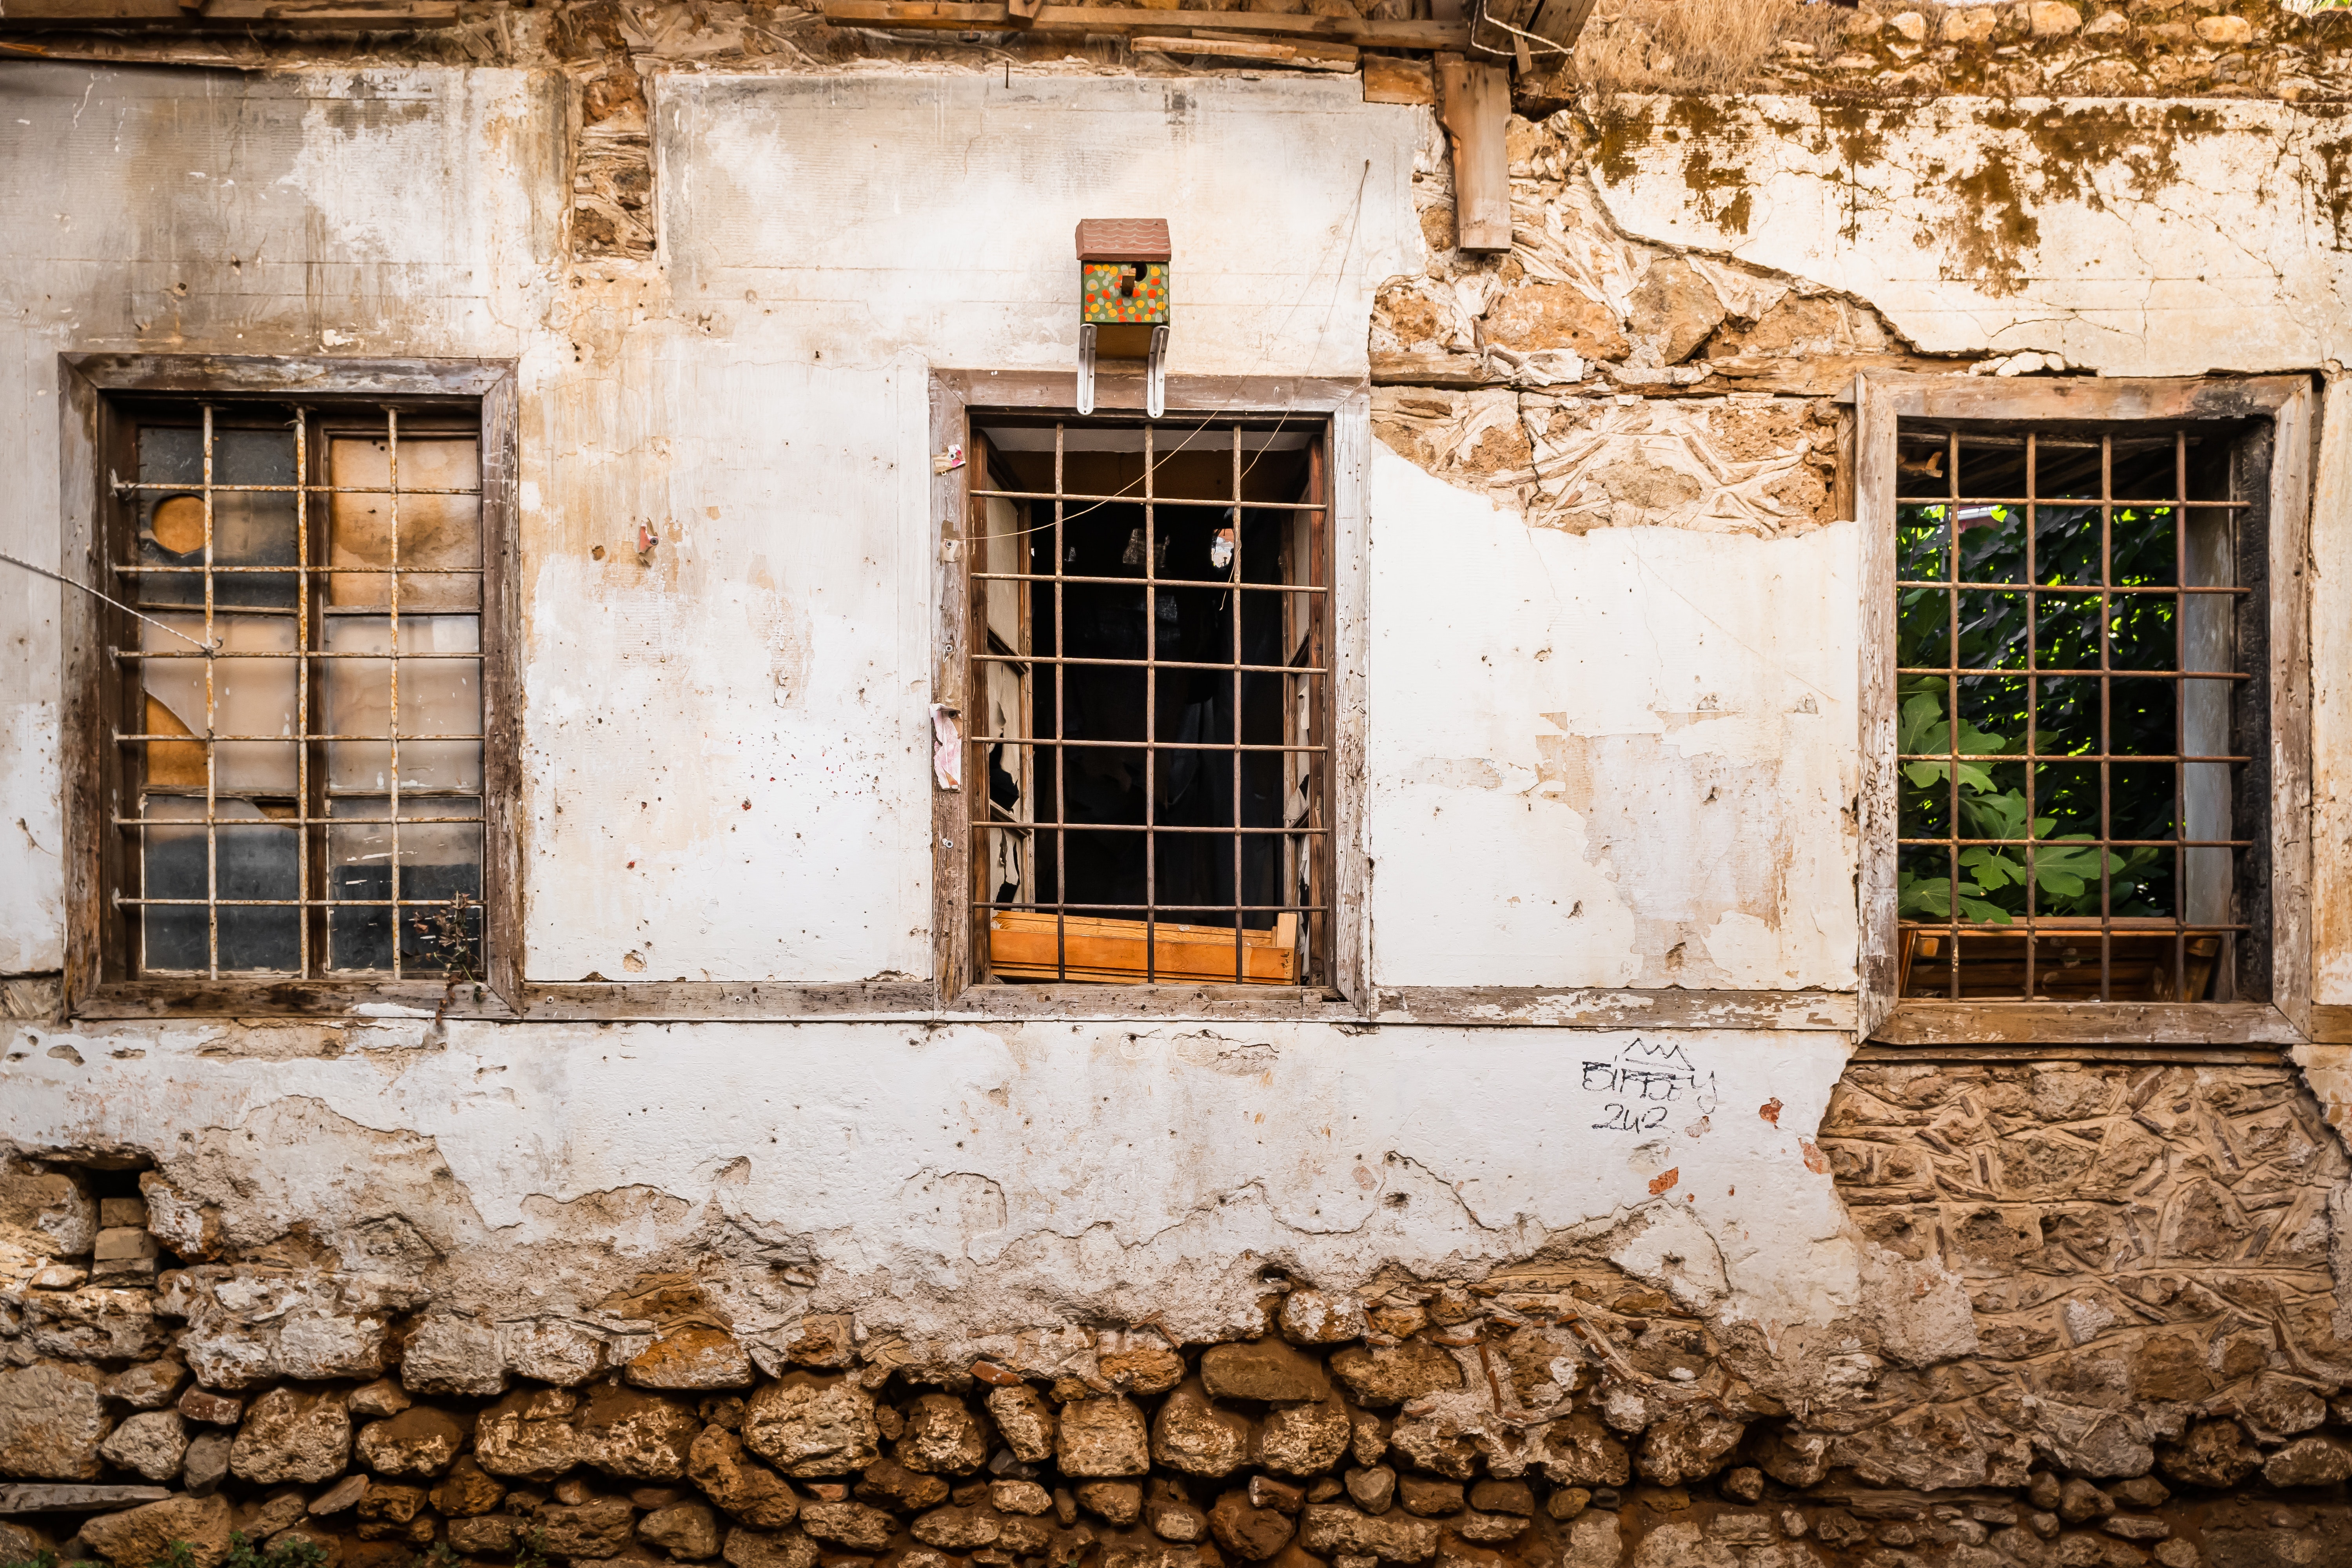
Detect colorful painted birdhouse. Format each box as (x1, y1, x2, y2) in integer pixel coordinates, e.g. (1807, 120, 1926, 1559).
(1075, 218, 1171, 416)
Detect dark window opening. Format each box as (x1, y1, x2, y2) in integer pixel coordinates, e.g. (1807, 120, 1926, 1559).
(1893, 419, 2270, 1002)
(965, 418, 1331, 986)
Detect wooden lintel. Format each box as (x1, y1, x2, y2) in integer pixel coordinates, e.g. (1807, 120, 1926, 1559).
(1133, 31, 1359, 69)
(0, 0, 459, 27)
(820, 0, 1470, 51)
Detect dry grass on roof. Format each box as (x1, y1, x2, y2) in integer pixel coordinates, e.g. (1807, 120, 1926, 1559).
(1568, 0, 1897, 95)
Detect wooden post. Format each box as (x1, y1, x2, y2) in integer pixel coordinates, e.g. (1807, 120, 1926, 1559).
(1436, 54, 1511, 252)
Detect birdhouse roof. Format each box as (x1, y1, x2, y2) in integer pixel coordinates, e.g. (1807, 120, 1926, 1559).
(1075, 218, 1172, 262)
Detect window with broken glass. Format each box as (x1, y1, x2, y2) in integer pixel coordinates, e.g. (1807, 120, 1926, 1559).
(1893, 419, 2270, 1003)
(962, 417, 1331, 987)
(99, 397, 490, 982)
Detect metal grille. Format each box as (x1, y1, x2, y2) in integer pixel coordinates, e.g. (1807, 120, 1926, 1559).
(1894, 423, 2256, 1002)
(965, 418, 1330, 986)
(110, 402, 485, 980)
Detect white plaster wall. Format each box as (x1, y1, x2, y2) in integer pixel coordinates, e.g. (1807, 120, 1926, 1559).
(0, 65, 1424, 985)
(1365, 448, 1858, 991)
(3, 64, 2348, 1356)
(655, 74, 1423, 379)
(0, 1015, 1862, 1345)
(1583, 95, 2352, 377)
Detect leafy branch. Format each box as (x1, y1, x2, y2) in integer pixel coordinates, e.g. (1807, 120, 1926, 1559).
(1895, 680, 2161, 925)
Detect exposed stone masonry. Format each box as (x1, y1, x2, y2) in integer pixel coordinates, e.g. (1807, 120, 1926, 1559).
(4, 1063, 2350, 1568)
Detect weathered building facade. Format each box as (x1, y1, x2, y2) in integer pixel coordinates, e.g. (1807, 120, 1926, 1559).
(5, 2, 2352, 1565)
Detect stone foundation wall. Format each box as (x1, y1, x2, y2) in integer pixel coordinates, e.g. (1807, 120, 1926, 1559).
(4, 1061, 2347, 1568)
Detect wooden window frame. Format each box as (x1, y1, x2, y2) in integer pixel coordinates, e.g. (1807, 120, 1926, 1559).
(1856, 372, 2314, 1049)
(930, 370, 1370, 1014)
(58, 354, 523, 1020)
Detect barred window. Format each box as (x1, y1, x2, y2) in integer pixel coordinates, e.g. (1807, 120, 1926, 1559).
(1893, 419, 2269, 1002)
(103, 398, 489, 982)
(964, 416, 1332, 987)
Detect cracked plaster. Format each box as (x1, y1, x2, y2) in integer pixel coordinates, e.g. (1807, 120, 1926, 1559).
(3, 1018, 1865, 1376)
(3, 42, 2352, 1412)
(1576, 94, 2352, 375)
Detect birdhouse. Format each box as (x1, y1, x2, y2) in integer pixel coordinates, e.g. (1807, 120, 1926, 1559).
(1075, 218, 1171, 417)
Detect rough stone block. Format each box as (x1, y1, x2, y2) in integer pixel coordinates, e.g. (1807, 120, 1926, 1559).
(541, 1497, 639, 1559)
(401, 1316, 508, 1397)
(1153, 1382, 1253, 1478)
(1201, 1342, 1330, 1405)
(91, 1229, 158, 1263)
(1278, 1292, 1367, 1347)
(230, 1388, 352, 1485)
(740, 1374, 880, 1479)
(81, 1495, 231, 1568)
(628, 1327, 753, 1392)
(0, 1362, 110, 1481)
(984, 1384, 1055, 1464)
(1056, 1397, 1149, 1478)
(96, 1200, 147, 1231)
(98, 1412, 189, 1483)
(1300, 1503, 1438, 1564)
(688, 1425, 800, 1528)
(0, 1172, 96, 1259)
(1327, 1346, 1461, 1408)
(580, 1384, 702, 1481)
(357, 1406, 467, 1478)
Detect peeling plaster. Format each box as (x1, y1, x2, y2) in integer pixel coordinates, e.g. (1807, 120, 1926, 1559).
(1578, 94, 2352, 376)
(2, 1018, 1862, 1359)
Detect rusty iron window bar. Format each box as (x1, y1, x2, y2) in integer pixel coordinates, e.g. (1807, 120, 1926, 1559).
(964, 417, 1332, 987)
(105, 401, 487, 981)
(1894, 422, 2263, 1003)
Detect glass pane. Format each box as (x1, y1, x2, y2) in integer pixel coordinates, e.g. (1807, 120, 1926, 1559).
(328, 436, 482, 610)
(324, 616, 482, 792)
(136, 798, 297, 974)
(141, 615, 298, 794)
(136, 428, 205, 608)
(327, 798, 482, 975)
(138, 797, 208, 973)
(212, 429, 299, 608)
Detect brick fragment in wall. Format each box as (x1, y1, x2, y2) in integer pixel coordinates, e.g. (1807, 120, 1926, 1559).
(1370, 388, 1839, 537)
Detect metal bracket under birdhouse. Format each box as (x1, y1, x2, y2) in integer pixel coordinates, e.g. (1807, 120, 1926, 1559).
(1074, 323, 1168, 418)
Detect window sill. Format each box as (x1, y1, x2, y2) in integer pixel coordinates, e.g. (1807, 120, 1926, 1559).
(1870, 1000, 2302, 1049)
(69, 979, 518, 1021)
